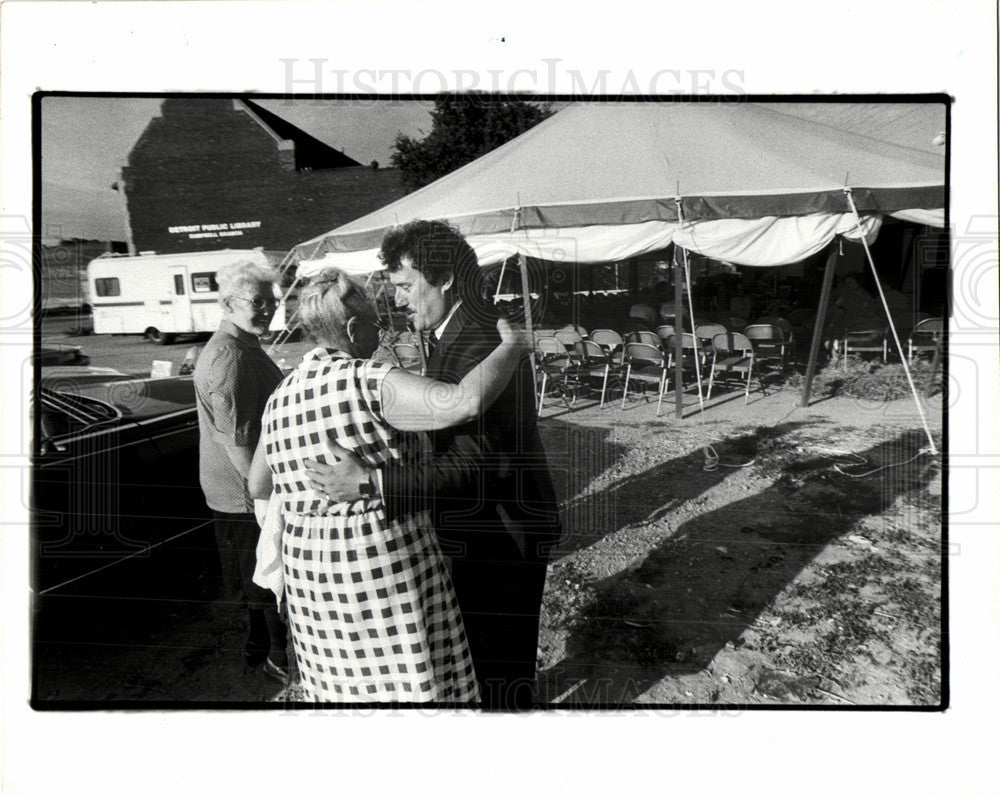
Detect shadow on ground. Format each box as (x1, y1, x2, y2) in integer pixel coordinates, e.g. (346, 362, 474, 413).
(537, 428, 937, 705)
(540, 419, 818, 560)
(32, 522, 286, 705)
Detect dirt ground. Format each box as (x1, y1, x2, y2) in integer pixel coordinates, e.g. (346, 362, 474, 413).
(533, 382, 942, 707)
(32, 318, 943, 707)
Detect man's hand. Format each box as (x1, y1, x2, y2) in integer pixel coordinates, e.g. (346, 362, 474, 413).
(496, 316, 531, 354)
(303, 441, 373, 503)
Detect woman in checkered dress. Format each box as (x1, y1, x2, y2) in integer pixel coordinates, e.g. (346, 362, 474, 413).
(249, 268, 528, 704)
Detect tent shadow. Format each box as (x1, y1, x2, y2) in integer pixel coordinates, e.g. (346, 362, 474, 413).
(537, 429, 938, 706)
(544, 420, 816, 561)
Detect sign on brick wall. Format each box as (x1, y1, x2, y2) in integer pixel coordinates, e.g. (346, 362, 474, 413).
(167, 220, 262, 240)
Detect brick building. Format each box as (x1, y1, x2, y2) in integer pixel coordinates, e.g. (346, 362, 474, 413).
(120, 98, 405, 255)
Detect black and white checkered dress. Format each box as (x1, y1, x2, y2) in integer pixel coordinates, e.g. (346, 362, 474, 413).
(260, 348, 478, 704)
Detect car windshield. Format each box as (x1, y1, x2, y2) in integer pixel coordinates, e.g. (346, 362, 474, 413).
(37, 376, 197, 443)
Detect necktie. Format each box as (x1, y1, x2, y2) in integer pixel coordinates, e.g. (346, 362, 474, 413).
(425, 331, 438, 361)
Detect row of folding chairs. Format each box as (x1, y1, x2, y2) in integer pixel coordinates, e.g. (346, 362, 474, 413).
(838, 317, 943, 369)
(544, 323, 789, 371)
(591, 316, 942, 371)
(536, 330, 762, 415)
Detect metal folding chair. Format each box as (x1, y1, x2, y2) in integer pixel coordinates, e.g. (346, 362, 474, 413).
(625, 330, 663, 349)
(590, 329, 625, 366)
(840, 321, 888, 370)
(574, 339, 619, 407)
(536, 335, 580, 412)
(744, 323, 788, 371)
(654, 323, 679, 342)
(553, 328, 585, 350)
(907, 317, 944, 364)
(755, 316, 793, 338)
(620, 342, 669, 416)
(694, 323, 728, 361)
(665, 332, 703, 390)
(708, 331, 757, 403)
(559, 323, 588, 338)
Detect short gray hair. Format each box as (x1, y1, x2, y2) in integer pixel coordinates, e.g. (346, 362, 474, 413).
(216, 259, 278, 302)
(298, 268, 377, 343)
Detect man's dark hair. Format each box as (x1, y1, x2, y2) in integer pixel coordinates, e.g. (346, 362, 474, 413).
(379, 219, 480, 291)
(380, 219, 500, 324)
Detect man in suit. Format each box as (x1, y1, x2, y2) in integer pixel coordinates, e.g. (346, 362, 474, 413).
(306, 220, 562, 710)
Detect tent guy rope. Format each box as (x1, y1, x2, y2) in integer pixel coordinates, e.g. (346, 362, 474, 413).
(843, 187, 938, 455)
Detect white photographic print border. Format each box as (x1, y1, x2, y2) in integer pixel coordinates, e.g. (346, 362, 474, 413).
(1, 2, 997, 794)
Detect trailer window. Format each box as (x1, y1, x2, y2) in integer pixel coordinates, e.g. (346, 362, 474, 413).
(191, 272, 218, 293)
(174, 274, 186, 295)
(94, 277, 121, 297)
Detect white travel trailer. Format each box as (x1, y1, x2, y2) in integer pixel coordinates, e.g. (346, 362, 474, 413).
(87, 249, 285, 344)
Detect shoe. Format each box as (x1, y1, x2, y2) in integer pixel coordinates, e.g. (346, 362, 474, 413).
(264, 657, 290, 685)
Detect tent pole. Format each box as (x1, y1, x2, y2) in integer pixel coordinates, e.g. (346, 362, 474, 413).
(494, 258, 508, 301)
(915, 228, 926, 315)
(518, 253, 539, 410)
(800, 243, 839, 406)
(267, 271, 306, 358)
(417, 327, 428, 376)
(843, 189, 938, 455)
(672, 247, 684, 419)
(383, 278, 394, 326)
(673, 196, 705, 414)
(680, 246, 705, 413)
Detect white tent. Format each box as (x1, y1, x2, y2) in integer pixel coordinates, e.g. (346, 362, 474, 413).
(290, 102, 945, 276)
(283, 101, 945, 445)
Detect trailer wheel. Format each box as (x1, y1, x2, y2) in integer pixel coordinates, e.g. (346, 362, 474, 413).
(144, 327, 175, 345)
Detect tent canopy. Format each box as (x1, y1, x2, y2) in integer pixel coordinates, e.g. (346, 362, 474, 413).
(293, 102, 945, 275)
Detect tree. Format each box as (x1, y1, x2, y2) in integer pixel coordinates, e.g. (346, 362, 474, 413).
(391, 95, 552, 191)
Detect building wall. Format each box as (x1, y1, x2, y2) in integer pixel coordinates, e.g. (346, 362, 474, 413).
(121, 99, 406, 255)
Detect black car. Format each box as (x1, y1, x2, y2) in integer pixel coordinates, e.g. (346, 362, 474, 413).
(32, 373, 215, 594)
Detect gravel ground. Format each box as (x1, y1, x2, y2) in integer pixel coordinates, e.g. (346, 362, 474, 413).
(533, 380, 942, 707)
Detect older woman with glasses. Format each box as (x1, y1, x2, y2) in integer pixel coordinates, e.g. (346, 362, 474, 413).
(248, 267, 529, 704)
(193, 258, 289, 682)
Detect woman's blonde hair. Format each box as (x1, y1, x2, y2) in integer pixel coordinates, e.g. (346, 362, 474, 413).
(298, 267, 378, 345)
(215, 259, 278, 302)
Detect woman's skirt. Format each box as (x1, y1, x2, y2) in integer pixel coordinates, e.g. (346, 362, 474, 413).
(282, 507, 478, 704)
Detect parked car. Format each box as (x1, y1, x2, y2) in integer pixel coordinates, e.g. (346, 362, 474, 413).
(35, 341, 90, 367)
(32, 373, 214, 594)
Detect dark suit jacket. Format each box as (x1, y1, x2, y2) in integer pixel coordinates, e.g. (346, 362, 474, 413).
(381, 304, 562, 565)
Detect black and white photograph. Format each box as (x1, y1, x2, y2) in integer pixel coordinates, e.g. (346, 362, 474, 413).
(31, 94, 949, 709)
(2, 2, 997, 795)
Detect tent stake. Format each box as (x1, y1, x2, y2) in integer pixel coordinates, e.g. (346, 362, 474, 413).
(843, 189, 938, 455)
(801, 243, 839, 406)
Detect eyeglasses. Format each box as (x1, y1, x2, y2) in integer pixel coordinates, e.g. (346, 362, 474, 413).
(233, 296, 279, 311)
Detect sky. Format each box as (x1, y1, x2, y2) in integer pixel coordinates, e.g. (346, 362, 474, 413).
(39, 97, 943, 247)
(39, 96, 434, 242)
